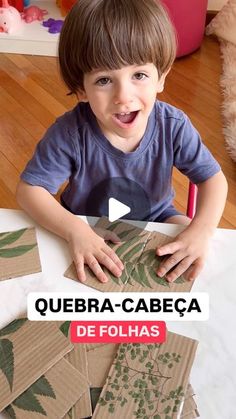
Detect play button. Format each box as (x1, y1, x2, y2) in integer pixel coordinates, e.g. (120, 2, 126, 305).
(85, 177, 151, 231)
(108, 198, 131, 222)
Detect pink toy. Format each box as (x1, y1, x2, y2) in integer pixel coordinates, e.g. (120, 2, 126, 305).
(0, 0, 22, 33)
(161, 0, 208, 57)
(21, 5, 48, 23)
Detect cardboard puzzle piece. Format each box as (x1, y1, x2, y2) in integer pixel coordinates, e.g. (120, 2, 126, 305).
(64, 217, 193, 292)
(86, 343, 199, 418)
(5, 358, 88, 419)
(0, 227, 41, 281)
(87, 343, 119, 388)
(0, 318, 73, 412)
(92, 331, 198, 418)
(56, 321, 92, 419)
(65, 343, 92, 418)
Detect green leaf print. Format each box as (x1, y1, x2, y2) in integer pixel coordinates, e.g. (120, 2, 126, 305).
(12, 388, 47, 415)
(0, 338, 14, 391)
(173, 276, 186, 284)
(31, 375, 56, 398)
(12, 375, 56, 415)
(59, 321, 71, 338)
(136, 264, 152, 288)
(0, 318, 27, 337)
(0, 244, 36, 258)
(116, 235, 145, 259)
(122, 242, 145, 262)
(0, 229, 27, 249)
(146, 267, 170, 287)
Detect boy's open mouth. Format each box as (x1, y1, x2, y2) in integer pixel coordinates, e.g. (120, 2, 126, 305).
(115, 111, 138, 124)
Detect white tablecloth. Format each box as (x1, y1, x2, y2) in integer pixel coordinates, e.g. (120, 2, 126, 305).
(0, 209, 236, 419)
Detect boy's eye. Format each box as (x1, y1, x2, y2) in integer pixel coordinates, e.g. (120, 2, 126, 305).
(134, 72, 147, 80)
(96, 77, 111, 86)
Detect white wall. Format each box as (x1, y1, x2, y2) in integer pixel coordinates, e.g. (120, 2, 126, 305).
(208, 0, 228, 10)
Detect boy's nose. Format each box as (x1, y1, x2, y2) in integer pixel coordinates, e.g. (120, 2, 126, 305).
(113, 84, 133, 105)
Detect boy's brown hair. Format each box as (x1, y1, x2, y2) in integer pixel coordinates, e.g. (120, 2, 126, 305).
(59, 0, 177, 94)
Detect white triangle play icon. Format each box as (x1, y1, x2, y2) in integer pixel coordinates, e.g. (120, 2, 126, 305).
(108, 198, 131, 222)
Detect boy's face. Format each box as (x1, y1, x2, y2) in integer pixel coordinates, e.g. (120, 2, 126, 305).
(80, 64, 167, 149)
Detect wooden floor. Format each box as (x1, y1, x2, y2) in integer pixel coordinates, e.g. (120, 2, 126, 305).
(0, 36, 235, 228)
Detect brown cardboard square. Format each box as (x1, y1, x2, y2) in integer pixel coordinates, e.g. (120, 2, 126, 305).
(87, 344, 119, 387)
(64, 218, 193, 292)
(0, 227, 41, 281)
(92, 331, 198, 419)
(5, 358, 88, 419)
(56, 321, 92, 419)
(0, 318, 73, 411)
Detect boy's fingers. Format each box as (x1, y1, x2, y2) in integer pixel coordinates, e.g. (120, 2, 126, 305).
(74, 255, 86, 282)
(99, 249, 123, 277)
(185, 259, 204, 281)
(157, 241, 182, 256)
(86, 254, 108, 283)
(164, 256, 193, 282)
(103, 245, 124, 270)
(157, 250, 185, 277)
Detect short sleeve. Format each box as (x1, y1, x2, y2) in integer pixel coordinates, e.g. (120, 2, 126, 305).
(173, 113, 221, 184)
(21, 117, 80, 194)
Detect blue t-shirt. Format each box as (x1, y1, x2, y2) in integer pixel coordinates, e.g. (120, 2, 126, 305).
(21, 101, 220, 222)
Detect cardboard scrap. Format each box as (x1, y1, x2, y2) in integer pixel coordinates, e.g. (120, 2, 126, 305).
(0, 227, 41, 281)
(5, 358, 88, 419)
(92, 331, 198, 419)
(64, 217, 193, 292)
(0, 318, 73, 412)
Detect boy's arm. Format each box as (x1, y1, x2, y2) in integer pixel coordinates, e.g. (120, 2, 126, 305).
(156, 170, 228, 281)
(16, 180, 124, 283)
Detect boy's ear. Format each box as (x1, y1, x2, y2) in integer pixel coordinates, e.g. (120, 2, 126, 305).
(76, 88, 88, 102)
(156, 68, 171, 93)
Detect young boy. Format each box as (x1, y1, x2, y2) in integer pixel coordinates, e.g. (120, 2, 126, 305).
(16, 0, 227, 285)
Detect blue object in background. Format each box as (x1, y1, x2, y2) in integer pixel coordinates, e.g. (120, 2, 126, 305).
(23, 0, 30, 7)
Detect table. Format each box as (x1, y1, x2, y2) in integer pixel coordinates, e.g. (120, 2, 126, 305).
(0, 209, 236, 419)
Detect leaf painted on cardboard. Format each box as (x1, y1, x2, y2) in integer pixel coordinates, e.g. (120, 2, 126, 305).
(31, 375, 56, 398)
(140, 249, 161, 269)
(12, 388, 47, 415)
(105, 269, 120, 285)
(59, 321, 71, 338)
(0, 232, 7, 238)
(116, 228, 137, 240)
(0, 244, 36, 258)
(106, 222, 121, 232)
(0, 338, 14, 391)
(136, 264, 152, 288)
(122, 242, 145, 262)
(147, 268, 170, 287)
(4, 404, 16, 418)
(119, 270, 129, 284)
(174, 276, 186, 284)
(130, 266, 146, 287)
(116, 235, 145, 259)
(0, 229, 27, 249)
(0, 318, 27, 337)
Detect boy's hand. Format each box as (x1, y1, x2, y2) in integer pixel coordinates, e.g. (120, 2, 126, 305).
(156, 226, 211, 282)
(67, 223, 124, 283)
